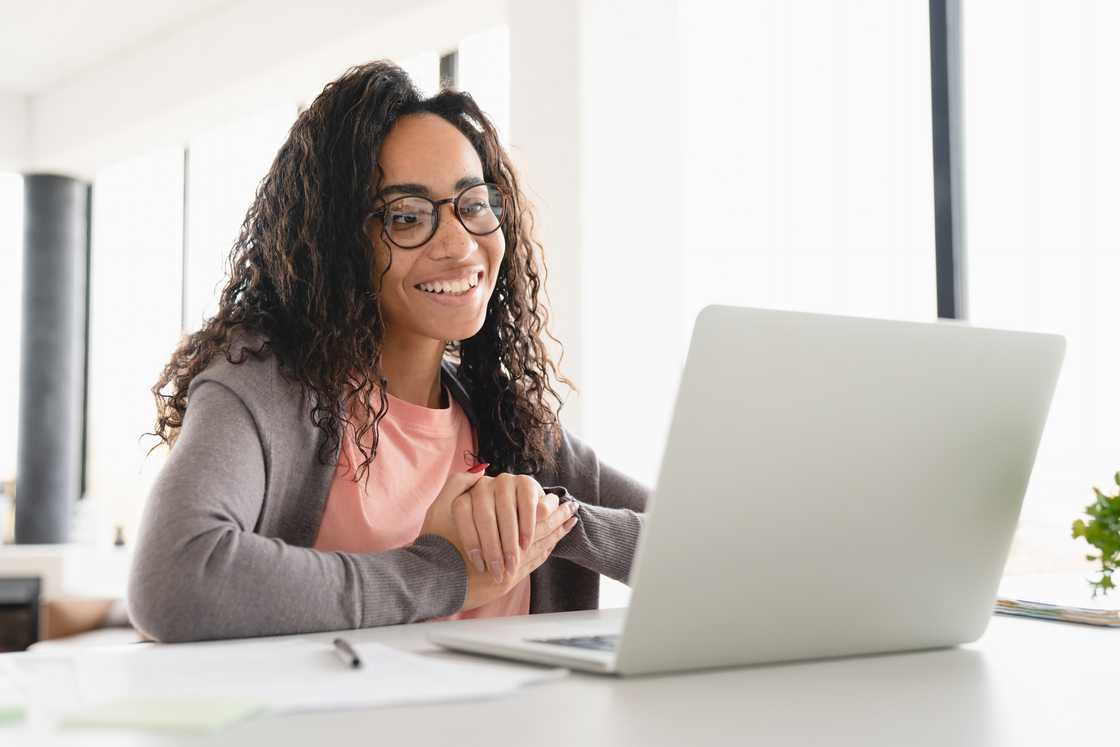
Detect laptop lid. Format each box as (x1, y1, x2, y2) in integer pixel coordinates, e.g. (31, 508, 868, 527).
(614, 305, 1065, 675)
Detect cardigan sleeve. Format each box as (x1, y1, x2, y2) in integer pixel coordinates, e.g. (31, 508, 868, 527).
(127, 379, 468, 643)
(539, 427, 650, 583)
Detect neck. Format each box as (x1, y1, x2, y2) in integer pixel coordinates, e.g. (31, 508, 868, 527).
(378, 328, 447, 409)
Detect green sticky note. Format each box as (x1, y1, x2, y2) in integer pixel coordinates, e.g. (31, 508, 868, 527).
(63, 697, 264, 734)
(0, 678, 25, 725)
(0, 703, 25, 724)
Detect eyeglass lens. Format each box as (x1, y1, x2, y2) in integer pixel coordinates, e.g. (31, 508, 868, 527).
(382, 184, 505, 248)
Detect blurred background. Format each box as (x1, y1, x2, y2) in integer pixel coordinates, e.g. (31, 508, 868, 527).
(0, 0, 1117, 642)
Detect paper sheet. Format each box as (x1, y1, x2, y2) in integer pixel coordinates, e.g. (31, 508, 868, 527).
(67, 638, 566, 715)
(999, 572, 1120, 611)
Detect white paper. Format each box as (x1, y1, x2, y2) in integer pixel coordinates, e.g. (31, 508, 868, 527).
(67, 638, 566, 714)
(999, 572, 1120, 611)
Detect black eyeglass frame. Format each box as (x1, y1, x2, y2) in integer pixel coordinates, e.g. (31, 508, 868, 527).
(365, 182, 511, 250)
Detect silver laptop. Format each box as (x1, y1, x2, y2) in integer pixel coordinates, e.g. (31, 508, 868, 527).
(430, 305, 1065, 676)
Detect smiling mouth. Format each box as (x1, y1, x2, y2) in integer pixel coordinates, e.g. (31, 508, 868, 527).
(414, 270, 483, 296)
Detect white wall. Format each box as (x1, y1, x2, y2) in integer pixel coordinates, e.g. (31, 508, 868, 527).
(0, 94, 29, 172)
(27, 0, 505, 179)
(459, 26, 512, 144)
(507, 1, 587, 435)
(578, 0, 685, 486)
(0, 174, 23, 488)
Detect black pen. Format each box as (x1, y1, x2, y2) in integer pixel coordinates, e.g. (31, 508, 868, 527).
(332, 637, 363, 669)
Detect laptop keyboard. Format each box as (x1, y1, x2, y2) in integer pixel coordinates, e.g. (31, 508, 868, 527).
(530, 634, 620, 652)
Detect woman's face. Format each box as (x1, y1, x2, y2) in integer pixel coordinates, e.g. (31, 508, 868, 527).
(369, 114, 505, 346)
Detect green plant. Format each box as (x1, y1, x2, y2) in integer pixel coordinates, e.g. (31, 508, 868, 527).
(1071, 472, 1120, 597)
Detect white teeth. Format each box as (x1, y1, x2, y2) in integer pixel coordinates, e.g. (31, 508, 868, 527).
(416, 273, 479, 295)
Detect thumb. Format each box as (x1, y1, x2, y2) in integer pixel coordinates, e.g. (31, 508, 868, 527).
(437, 462, 489, 501)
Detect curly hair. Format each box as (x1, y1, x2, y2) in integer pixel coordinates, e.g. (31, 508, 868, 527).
(148, 60, 574, 480)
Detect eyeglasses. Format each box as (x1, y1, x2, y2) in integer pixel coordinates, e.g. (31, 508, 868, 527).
(365, 182, 510, 250)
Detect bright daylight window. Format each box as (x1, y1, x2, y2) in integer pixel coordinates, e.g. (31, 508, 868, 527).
(87, 147, 184, 539)
(584, 0, 936, 607)
(963, 0, 1120, 568)
(587, 0, 936, 489)
(185, 105, 298, 330)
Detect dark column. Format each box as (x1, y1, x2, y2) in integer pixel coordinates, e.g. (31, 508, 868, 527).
(14, 174, 90, 544)
(929, 0, 968, 319)
(440, 50, 458, 90)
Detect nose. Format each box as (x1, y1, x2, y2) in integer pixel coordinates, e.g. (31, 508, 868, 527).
(428, 202, 477, 260)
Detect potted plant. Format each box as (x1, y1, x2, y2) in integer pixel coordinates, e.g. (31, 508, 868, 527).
(1071, 472, 1120, 596)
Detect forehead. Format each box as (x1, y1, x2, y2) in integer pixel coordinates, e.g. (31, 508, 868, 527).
(377, 114, 484, 190)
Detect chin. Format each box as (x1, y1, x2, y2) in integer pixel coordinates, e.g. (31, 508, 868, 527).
(430, 317, 485, 344)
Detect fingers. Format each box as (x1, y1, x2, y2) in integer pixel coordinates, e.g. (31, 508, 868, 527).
(454, 472, 572, 588)
(536, 492, 559, 521)
(531, 499, 579, 548)
(451, 494, 485, 575)
(470, 486, 505, 584)
(493, 476, 521, 579)
(523, 507, 579, 575)
(438, 468, 487, 503)
(419, 466, 487, 549)
(515, 476, 543, 552)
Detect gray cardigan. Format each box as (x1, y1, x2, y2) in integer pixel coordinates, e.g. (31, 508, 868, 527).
(127, 338, 649, 642)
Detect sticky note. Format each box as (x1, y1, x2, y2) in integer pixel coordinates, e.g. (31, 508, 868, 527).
(0, 677, 25, 724)
(0, 704, 25, 725)
(63, 697, 263, 733)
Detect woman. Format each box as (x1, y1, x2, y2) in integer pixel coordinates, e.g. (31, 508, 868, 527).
(128, 60, 649, 642)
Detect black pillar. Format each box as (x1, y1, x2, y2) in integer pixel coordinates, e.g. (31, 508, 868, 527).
(440, 50, 458, 90)
(14, 174, 90, 544)
(929, 0, 968, 320)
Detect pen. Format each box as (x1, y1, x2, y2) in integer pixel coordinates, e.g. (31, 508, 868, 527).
(332, 637, 363, 669)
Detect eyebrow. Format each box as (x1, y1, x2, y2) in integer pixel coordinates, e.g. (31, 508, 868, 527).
(379, 176, 484, 198)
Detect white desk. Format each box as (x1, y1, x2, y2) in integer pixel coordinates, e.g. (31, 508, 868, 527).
(4, 608, 1116, 746)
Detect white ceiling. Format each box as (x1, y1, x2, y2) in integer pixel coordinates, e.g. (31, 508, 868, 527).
(0, 0, 235, 94)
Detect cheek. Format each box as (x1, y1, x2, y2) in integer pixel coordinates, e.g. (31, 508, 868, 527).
(369, 240, 388, 284)
(370, 244, 412, 314)
(488, 235, 507, 271)
(372, 241, 404, 285)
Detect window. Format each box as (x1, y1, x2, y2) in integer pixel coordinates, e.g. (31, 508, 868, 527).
(680, 0, 934, 337)
(0, 174, 22, 492)
(185, 105, 298, 330)
(87, 146, 184, 537)
(584, 0, 937, 489)
(459, 26, 511, 143)
(962, 0, 1120, 566)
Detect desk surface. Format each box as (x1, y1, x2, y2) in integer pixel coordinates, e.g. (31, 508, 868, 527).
(4, 608, 1116, 746)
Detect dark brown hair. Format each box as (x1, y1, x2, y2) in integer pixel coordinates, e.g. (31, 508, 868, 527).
(149, 60, 573, 478)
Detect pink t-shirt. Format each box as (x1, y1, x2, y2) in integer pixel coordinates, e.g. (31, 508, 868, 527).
(313, 384, 530, 621)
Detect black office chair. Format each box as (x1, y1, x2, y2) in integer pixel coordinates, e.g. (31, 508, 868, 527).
(0, 576, 40, 652)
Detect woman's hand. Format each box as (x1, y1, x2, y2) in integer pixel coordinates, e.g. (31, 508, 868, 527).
(421, 467, 552, 583)
(460, 492, 578, 611)
(420, 467, 578, 589)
